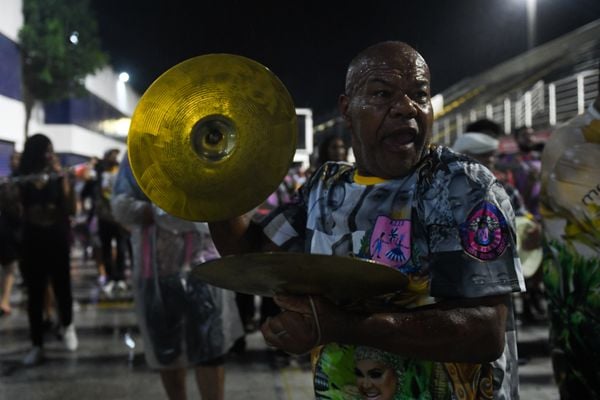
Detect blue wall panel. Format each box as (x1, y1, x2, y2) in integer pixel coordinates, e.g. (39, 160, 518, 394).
(0, 140, 16, 177)
(44, 94, 126, 134)
(58, 152, 89, 168)
(0, 33, 22, 101)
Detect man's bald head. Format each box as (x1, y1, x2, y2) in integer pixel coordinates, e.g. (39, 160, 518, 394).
(339, 41, 433, 178)
(344, 41, 430, 97)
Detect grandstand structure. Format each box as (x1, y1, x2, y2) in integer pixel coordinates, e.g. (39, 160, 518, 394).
(313, 19, 600, 156)
(433, 19, 600, 147)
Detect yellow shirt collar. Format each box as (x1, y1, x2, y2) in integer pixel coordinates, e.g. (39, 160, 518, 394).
(353, 171, 389, 185)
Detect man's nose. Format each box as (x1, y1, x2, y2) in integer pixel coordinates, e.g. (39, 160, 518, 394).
(389, 94, 417, 118)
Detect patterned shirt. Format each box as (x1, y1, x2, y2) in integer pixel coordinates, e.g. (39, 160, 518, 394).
(262, 145, 525, 399)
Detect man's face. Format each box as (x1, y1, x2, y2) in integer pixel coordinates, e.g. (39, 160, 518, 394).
(516, 127, 535, 150)
(340, 47, 433, 179)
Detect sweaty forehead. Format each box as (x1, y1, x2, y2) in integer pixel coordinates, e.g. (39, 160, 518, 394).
(346, 44, 430, 94)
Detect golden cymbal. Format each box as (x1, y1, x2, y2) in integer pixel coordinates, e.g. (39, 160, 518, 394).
(190, 252, 408, 307)
(127, 54, 297, 221)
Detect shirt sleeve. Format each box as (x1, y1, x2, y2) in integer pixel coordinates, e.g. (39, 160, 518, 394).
(260, 177, 310, 253)
(428, 167, 526, 299)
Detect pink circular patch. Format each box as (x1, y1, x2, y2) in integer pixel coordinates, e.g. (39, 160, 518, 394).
(459, 202, 508, 260)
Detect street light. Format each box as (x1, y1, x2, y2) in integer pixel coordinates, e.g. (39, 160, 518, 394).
(118, 72, 130, 83)
(69, 31, 79, 45)
(526, 0, 536, 49)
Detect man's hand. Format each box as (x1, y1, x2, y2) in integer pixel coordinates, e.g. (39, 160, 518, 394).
(260, 295, 356, 355)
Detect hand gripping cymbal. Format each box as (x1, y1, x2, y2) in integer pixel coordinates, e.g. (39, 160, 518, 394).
(127, 54, 297, 221)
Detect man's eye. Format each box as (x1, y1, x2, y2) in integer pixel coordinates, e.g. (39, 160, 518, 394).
(372, 90, 391, 98)
(413, 91, 429, 103)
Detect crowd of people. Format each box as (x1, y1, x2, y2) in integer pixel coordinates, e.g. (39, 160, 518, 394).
(0, 40, 597, 400)
(0, 139, 139, 365)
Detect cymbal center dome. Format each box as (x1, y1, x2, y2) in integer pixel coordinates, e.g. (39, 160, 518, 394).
(191, 115, 237, 162)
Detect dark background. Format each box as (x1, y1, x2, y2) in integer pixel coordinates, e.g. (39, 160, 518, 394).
(91, 0, 600, 119)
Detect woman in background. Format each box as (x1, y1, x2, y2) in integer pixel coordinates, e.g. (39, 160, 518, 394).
(17, 134, 77, 366)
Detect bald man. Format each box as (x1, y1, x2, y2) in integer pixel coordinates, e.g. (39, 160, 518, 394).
(210, 41, 524, 399)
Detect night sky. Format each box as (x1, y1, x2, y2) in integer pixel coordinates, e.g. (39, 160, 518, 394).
(91, 0, 600, 120)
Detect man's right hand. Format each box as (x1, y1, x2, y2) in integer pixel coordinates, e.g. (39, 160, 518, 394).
(260, 295, 359, 354)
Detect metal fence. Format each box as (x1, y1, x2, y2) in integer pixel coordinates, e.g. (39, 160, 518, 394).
(433, 69, 599, 145)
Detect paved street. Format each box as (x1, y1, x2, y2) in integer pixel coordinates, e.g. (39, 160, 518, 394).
(0, 249, 559, 399)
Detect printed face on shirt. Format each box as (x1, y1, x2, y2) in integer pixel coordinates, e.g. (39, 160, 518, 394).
(339, 42, 433, 179)
(355, 359, 398, 400)
(448, 173, 485, 224)
(353, 184, 413, 231)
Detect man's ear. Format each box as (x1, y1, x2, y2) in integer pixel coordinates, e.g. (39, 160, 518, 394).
(338, 94, 352, 129)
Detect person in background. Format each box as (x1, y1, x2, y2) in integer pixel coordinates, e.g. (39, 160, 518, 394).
(307, 133, 349, 179)
(111, 153, 243, 400)
(72, 157, 97, 262)
(17, 134, 77, 366)
(78, 156, 107, 283)
(465, 118, 503, 139)
(465, 119, 516, 186)
(318, 133, 348, 166)
(0, 152, 22, 317)
(210, 41, 524, 399)
(452, 133, 526, 215)
(496, 126, 543, 219)
(540, 82, 600, 399)
(95, 149, 129, 295)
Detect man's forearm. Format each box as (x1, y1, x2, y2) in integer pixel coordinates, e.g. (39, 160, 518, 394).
(335, 295, 508, 363)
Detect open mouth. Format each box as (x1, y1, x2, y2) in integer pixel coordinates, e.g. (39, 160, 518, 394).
(381, 127, 417, 150)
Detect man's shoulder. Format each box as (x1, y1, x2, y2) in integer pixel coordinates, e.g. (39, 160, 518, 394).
(309, 161, 355, 187)
(421, 145, 474, 169)
(418, 145, 495, 185)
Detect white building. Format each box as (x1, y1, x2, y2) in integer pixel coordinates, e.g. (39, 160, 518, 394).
(0, 0, 137, 176)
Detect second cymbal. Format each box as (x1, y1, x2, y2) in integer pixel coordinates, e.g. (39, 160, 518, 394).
(190, 252, 409, 307)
